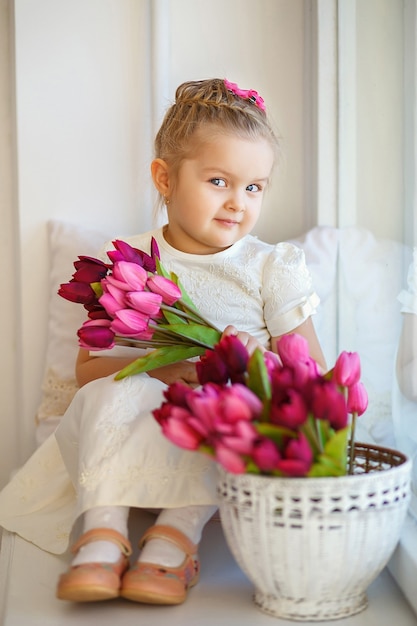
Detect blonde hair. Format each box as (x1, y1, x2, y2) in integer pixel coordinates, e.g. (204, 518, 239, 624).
(154, 78, 280, 210)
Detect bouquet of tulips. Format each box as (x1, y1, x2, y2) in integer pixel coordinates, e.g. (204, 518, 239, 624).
(59, 237, 368, 477)
(58, 237, 222, 379)
(153, 333, 368, 477)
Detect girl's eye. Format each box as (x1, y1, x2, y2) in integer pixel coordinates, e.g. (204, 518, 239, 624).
(246, 183, 261, 192)
(210, 178, 226, 187)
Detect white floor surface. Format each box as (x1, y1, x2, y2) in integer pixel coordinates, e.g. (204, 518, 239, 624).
(1, 510, 417, 626)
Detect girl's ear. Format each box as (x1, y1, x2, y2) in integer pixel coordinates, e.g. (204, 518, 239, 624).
(151, 158, 170, 195)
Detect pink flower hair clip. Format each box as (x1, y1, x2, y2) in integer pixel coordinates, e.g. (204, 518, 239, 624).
(224, 79, 266, 112)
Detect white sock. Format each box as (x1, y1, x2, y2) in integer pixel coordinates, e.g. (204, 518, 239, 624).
(138, 505, 217, 568)
(71, 505, 130, 566)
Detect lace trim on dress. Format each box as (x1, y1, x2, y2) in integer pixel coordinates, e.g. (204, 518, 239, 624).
(35, 368, 79, 423)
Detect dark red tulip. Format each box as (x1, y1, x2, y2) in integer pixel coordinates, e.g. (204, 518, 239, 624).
(58, 281, 97, 305)
(77, 320, 115, 350)
(72, 256, 109, 283)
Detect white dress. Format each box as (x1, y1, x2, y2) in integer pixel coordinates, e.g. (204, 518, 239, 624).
(0, 228, 319, 554)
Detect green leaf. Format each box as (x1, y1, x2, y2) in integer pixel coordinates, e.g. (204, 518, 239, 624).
(171, 274, 199, 312)
(90, 282, 103, 298)
(307, 462, 341, 477)
(161, 309, 187, 325)
(255, 423, 295, 444)
(155, 256, 171, 279)
(307, 427, 350, 477)
(323, 425, 350, 461)
(114, 345, 206, 379)
(157, 323, 221, 348)
(246, 348, 271, 402)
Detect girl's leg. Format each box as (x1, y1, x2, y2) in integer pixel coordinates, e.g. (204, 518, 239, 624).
(120, 504, 217, 605)
(57, 505, 131, 602)
(138, 504, 217, 566)
(71, 505, 130, 566)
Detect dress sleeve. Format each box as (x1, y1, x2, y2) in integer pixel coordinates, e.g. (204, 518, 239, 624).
(262, 242, 320, 337)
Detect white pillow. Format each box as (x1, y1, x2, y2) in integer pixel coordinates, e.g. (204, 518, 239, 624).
(289, 226, 340, 363)
(35, 220, 111, 443)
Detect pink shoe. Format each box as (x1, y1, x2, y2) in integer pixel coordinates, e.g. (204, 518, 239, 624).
(121, 524, 200, 605)
(56, 528, 132, 602)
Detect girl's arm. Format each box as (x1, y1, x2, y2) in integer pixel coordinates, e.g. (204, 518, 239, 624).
(76, 348, 199, 388)
(271, 317, 327, 373)
(223, 318, 327, 373)
(75, 348, 139, 387)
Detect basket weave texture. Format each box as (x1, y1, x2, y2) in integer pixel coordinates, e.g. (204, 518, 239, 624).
(217, 443, 411, 621)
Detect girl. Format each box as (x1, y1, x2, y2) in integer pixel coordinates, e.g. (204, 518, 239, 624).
(0, 78, 326, 606)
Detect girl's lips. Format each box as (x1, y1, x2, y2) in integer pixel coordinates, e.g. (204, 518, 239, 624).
(215, 218, 239, 226)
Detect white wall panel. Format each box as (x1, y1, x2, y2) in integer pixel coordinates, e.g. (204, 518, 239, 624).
(168, 0, 311, 244)
(12, 0, 153, 466)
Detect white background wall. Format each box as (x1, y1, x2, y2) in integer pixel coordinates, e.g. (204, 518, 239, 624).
(0, 0, 414, 486)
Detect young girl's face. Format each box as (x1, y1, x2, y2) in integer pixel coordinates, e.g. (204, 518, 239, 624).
(164, 133, 275, 255)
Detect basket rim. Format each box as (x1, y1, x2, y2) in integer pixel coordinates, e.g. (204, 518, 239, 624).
(217, 441, 411, 486)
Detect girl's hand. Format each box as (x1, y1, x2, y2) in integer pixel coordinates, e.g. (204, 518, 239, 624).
(147, 361, 199, 387)
(222, 325, 265, 356)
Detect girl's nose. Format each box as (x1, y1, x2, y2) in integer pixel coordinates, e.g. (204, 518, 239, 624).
(225, 191, 245, 212)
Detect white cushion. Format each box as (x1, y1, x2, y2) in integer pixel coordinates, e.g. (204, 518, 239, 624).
(35, 220, 110, 443)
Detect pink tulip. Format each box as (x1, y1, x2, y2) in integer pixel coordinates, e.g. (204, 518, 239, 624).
(77, 319, 115, 349)
(186, 385, 224, 424)
(270, 388, 308, 429)
(126, 291, 163, 316)
(187, 415, 211, 438)
(112, 261, 148, 291)
(107, 239, 157, 272)
(159, 410, 202, 450)
(277, 433, 313, 477)
(103, 281, 127, 306)
(264, 350, 281, 377)
(291, 357, 320, 388)
(99, 292, 124, 317)
(252, 437, 281, 472)
(347, 381, 368, 416)
(102, 274, 133, 292)
(218, 386, 262, 423)
(277, 333, 310, 367)
(230, 384, 263, 416)
(161, 381, 191, 408)
(111, 309, 150, 336)
(146, 275, 182, 305)
(310, 380, 348, 430)
(150, 237, 160, 261)
(215, 444, 247, 474)
(220, 420, 258, 455)
(270, 365, 296, 391)
(333, 351, 361, 387)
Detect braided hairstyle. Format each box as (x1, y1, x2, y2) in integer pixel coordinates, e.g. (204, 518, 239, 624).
(154, 78, 280, 208)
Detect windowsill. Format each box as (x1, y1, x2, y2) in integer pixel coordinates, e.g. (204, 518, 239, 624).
(388, 494, 417, 617)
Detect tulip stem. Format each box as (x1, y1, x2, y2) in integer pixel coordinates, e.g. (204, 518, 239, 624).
(147, 322, 217, 349)
(303, 415, 322, 456)
(165, 300, 221, 332)
(348, 412, 357, 475)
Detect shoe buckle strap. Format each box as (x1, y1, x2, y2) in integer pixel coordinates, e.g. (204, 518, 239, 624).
(71, 527, 132, 557)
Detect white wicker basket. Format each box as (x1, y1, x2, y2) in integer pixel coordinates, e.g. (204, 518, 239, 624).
(217, 443, 411, 621)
